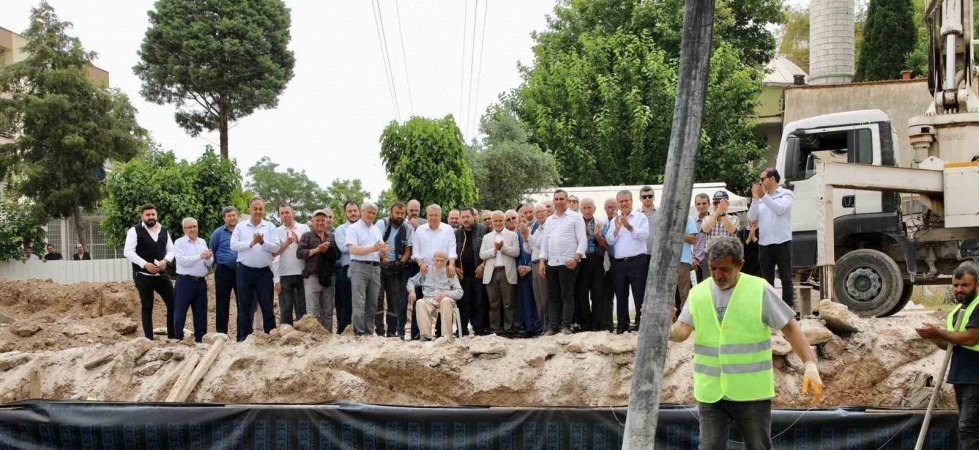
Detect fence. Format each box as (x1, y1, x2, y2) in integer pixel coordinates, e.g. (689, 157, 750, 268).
(0, 259, 132, 284)
(45, 215, 123, 260)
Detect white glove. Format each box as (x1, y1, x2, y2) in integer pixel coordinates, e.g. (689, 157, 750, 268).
(803, 361, 823, 404)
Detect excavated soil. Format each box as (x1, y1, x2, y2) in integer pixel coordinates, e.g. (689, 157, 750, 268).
(0, 278, 956, 409)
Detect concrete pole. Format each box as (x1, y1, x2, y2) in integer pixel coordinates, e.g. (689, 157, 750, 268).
(621, 0, 716, 447)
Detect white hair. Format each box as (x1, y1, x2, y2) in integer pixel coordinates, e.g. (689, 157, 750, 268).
(427, 204, 442, 215)
(492, 210, 505, 219)
(181, 217, 198, 227)
(361, 201, 378, 212)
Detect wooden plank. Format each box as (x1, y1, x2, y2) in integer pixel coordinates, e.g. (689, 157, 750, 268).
(165, 353, 201, 402)
(170, 337, 226, 402)
(28, 368, 40, 398)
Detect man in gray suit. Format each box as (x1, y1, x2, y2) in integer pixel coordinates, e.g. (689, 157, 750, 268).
(480, 210, 521, 335)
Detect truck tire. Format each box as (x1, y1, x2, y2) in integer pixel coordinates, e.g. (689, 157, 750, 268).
(833, 249, 903, 317)
(879, 281, 914, 318)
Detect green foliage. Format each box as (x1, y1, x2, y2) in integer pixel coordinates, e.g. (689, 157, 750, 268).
(0, 197, 47, 261)
(856, 0, 917, 81)
(102, 149, 242, 248)
(246, 156, 329, 223)
(323, 178, 371, 222)
(779, 6, 810, 73)
(374, 189, 397, 219)
(0, 2, 146, 230)
(469, 108, 560, 210)
(379, 116, 478, 210)
(134, 0, 296, 158)
(513, 3, 769, 192)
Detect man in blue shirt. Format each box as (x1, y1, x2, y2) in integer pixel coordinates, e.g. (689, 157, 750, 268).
(209, 206, 239, 335)
(677, 215, 699, 311)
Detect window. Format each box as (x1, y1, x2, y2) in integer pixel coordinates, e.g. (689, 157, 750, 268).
(786, 127, 875, 181)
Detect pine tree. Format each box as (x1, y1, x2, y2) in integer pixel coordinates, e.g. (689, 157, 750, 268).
(855, 0, 917, 81)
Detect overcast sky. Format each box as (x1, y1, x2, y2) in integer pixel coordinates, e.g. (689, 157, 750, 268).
(4, 0, 556, 201)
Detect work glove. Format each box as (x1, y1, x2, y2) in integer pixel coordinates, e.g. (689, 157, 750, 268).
(802, 361, 823, 405)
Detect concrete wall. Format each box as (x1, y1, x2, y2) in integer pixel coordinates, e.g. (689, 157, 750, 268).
(783, 79, 933, 166)
(809, 0, 855, 85)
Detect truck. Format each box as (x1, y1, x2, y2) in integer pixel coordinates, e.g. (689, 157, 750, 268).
(774, 0, 978, 317)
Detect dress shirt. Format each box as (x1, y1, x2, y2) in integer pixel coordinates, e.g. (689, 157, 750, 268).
(209, 225, 238, 269)
(640, 207, 658, 254)
(529, 222, 545, 261)
(229, 219, 280, 268)
(680, 216, 698, 264)
(539, 210, 587, 267)
(273, 223, 310, 283)
(123, 222, 175, 270)
(406, 268, 464, 300)
(335, 221, 354, 266)
(346, 220, 384, 262)
(412, 222, 458, 265)
(693, 213, 709, 262)
(25, 254, 39, 261)
(584, 217, 607, 255)
(174, 236, 213, 277)
(747, 186, 794, 246)
(708, 213, 740, 239)
(604, 211, 650, 259)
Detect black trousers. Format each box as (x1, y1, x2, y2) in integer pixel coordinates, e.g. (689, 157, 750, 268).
(174, 275, 208, 342)
(546, 264, 578, 331)
(614, 257, 647, 332)
(599, 267, 616, 331)
(695, 263, 707, 283)
(376, 269, 404, 335)
(134, 273, 175, 340)
(759, 242, 794, 307)
(335, 265, 352, 334)
(459, 275, 482, 336)
(511, 280, 525, 332)
(236, 264, 275, 342)
(213, 264, 237, 335)
(575, 255, 603, 331)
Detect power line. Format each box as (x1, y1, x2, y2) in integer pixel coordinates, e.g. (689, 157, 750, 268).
(459, 0, 469, 130)
(371, 0, 401, 121)
(393, 0, 414, 116)
(376, 0, 403, 121)
(469, 0, 489, 141)
(465, 0, 480, 140)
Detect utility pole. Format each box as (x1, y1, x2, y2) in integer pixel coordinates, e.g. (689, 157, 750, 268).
(621, 0, 716, 447)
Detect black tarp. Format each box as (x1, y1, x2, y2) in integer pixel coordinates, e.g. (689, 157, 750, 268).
(0, 401, 961, 449)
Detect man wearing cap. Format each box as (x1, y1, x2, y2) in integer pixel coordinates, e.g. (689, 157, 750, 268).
(297, 209, 341, 331)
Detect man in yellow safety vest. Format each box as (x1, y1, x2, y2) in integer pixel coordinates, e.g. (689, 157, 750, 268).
(669, 236, 823, 450)
(916, 262, 979, 448)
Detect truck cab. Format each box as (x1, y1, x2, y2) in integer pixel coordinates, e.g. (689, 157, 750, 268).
(775, 110, 914, 317)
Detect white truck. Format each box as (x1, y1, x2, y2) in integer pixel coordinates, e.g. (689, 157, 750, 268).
(773, 0, 979, 317)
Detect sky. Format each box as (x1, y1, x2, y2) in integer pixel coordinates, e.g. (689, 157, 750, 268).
(4, 0, 557, 201)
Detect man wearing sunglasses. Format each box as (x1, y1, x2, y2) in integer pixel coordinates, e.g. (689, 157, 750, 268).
(748, 168, 795, 307)
(638, 186, 658, 263)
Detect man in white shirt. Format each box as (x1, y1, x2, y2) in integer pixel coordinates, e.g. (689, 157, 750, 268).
(334, 201, 360, 334)
(638, 185, 658, 261)
(23, 247, 40, 262)
(480, 211, 520, 335)
(346, 201, 390, 336)
(539, 189, 587, 335)
(123, 203, 176, 340)
(411, 204, 459, 339)
(230, 197, 281, 342)
(605, 190, 650, 334)
(748, 168, 795, 307)
(528, 204, 550, 328)
(173, 217, 213, 342)
(273, 203, 311, 326)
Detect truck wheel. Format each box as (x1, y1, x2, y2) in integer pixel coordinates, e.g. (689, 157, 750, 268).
(833, 249, 903, 317)
(879, 281, 914, 318)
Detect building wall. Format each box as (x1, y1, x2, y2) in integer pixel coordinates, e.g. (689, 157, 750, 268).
(783, 79, 933, 166)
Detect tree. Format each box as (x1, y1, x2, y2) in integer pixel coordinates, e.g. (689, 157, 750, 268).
(469, 108, 560, 210)
(102, 148, 242, 248)
(513, 12, 768, 191)
(779, 6, 810, 73)
(855, 0, 917, 81)
(0, 197, 47, 261)
(379, 116, 478, 210)
(246, 157, 328, 224)
(324, 178, 371, 221)
(134, 0, 296, 159)
(374, 189, 397, 219)
(0, 2, 147, 247)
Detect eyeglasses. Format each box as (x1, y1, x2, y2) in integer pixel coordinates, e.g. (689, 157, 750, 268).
(641, 195, 654, 200)
(759, 175, 770, 182)
(506, 217, 517, 221)
(712, 201, 721, 205)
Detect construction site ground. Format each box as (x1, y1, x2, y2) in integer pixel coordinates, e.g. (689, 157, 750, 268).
(0, 277, 957, 410)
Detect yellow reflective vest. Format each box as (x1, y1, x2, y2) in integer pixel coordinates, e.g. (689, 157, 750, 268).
(947, 297, 979, 352)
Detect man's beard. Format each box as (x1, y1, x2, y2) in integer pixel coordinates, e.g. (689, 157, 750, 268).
(145, 219, 157, 228)
(391, 217, 404, 227)
(959, 288, 978, 304)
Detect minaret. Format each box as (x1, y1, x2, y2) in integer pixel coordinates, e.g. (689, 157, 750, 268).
(809, 0, 855, 85)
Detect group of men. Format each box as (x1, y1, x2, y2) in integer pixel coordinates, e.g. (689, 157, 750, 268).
(21, 243, 91, 262)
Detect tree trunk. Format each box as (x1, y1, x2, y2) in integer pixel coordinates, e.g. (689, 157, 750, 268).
(71, 204, 86, 249)
(219, 102, 230, 159)
(622, 0, 716, 448)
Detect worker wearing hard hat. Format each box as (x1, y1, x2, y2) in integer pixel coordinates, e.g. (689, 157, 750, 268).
(669, 236, 823, 449)
(916, 262, 979, 448)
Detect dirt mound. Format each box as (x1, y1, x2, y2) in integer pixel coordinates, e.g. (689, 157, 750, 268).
(0, 278, 955, 408)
